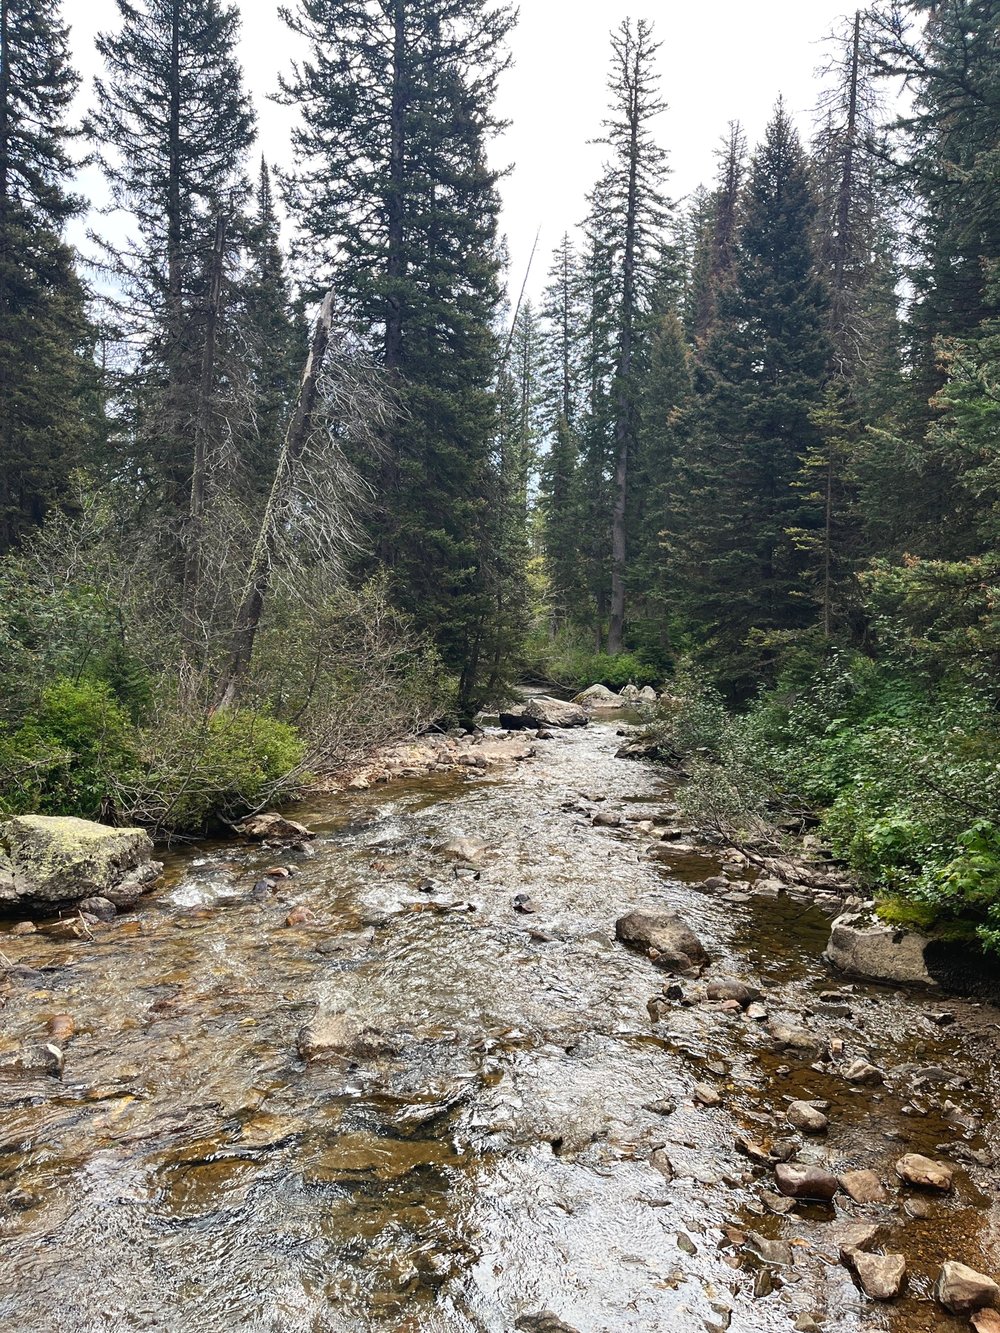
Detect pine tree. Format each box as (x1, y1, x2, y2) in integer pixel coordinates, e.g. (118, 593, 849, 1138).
(279, 0, 515, 707)
(675, 104, 831, 690)
(0, 0, 100, 552)
(90, 0, 255, 511)
(587, 18, 670, 654)
(233, 158, 304, 491)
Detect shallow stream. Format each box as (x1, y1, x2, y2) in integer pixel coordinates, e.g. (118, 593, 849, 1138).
(1, 719, 997, 1331)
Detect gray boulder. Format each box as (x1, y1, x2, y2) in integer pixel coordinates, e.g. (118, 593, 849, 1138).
(615, 909, 708, 973)
(524, 697, 589, 729)
(573, 684, 622, 708)
(0, 815, 161, 912)
(825, 910, 937, 987)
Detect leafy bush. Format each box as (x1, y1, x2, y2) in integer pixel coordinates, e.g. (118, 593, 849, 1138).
(522, 627, 662, 692)
(0, 678, 140, 819)
(134, 708, 306, 834)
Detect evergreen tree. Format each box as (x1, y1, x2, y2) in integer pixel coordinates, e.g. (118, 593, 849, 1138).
(586, 18, 669, 654)
(0, 0, 100, 551)
(90, 0, 256, 511)
(279, 0, 515, 707)
(674, 104, 831, 689)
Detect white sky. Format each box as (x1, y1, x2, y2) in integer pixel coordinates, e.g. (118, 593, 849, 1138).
(67, 0, 865, 300)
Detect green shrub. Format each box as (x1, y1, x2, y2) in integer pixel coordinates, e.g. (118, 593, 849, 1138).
(137, 708, 307, 834)
(1, 678, 141, 819)
(522, 628, 661, 692)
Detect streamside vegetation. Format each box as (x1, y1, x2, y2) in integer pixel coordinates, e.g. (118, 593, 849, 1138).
(3, 0, 1000, 956)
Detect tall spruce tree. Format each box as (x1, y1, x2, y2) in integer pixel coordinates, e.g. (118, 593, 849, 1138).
(279, 0, 515, 707)
(90, 0, 255, 514)
(0, 0, 99, 551)
(587, 19, 669, 654)
(674, 104, 831, 690)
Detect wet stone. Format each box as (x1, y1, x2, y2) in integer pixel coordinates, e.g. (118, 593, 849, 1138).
(895, 1152, 954, 1192)
(774, 1163, 840, 1201)
(850, 1252, 906, 1301)
(745, 1232, 793, 1267)
(786, 1101, 828, 1134)
(841, 1059, 884, 1085)
(693, 1083, 722, 1107)
(615, 910, 708, 974)
(935, 1261, 1000, 1314)
(839, 1169, 889, 1204)
(706, 980, 761, 1008)
(972, 1312, 1000, 1333)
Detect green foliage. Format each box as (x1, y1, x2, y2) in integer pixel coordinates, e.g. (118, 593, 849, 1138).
(141, 708, 305, 834)
(522, 627, 661, 692)
(0, 678, 139, 819)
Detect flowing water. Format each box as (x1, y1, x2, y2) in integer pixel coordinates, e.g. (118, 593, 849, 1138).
(1, 718, 998, 1332)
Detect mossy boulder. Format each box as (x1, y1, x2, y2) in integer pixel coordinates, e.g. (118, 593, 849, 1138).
(0, 815, 161, 912)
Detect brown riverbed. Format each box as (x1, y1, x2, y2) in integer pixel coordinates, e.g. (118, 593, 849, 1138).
(0, 717, 997, 1332)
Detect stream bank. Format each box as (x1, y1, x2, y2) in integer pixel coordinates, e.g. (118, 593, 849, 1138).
(0, 715, 997, 1332)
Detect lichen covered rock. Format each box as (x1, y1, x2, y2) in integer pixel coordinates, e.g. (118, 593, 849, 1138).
(0, 815, 160, 911)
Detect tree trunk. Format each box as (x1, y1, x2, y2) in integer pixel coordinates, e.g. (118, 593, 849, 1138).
(607, 56, 641, 657)
(214, 290, 337, 708)
(181, 213, 228, 668)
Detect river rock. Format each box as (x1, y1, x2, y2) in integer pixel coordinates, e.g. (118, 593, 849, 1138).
(836, 1223, 884, 1262)
(935, 1262, 1000, 1314)
(78, 895, 118, 921)
(849, 1252, 906, 1301)
(839, 1169, 889, 1204)
(525, 697, 589, 729)
(296, 1012, 388, 1062)
(745, 1232, 793, 1267)
(236, 812, 315, 842)
(515, 1315, 580, 1333)
(693, 1082, 721, 1107)
(0, 815, 161, 911)
(774, 1163, 840, 1201)
(972, 1313, 1000, 1333)
(0, 1042, 64, 1078)
(842, 1058, 884, 1085)
(896, 1153, 954, 1192)
(615, 910, 708, 974)
(707, 979, 761, 1008)
(638, 686, 658, 702)
(592, 811, 622, 828)
(573, 684, 623, 708)
(825, 910, 937, 987)
(768, 1021, 821, 1055)
(439, 837, 488, 864)
(787, 1101, 829, 1133)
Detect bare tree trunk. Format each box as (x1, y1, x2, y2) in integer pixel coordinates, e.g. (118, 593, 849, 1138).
(214, 290, 337, 708)
(182, 213, 228, 668)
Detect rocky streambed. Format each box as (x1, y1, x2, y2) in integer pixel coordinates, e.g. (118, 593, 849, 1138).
(0, 717, 998, 1332)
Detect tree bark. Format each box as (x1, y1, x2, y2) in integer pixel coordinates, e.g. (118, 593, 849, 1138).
(181, 212, 227, 667)
(214, 290, 337, 708)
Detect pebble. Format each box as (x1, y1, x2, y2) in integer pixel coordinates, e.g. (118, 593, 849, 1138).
(694, 1083, 722, 1107)
(650, 1149, 674, 1181)
(513, 894, 540, 914)
(895, 1153, 954, 1192)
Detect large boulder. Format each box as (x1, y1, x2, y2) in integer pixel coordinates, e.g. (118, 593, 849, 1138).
(825, 910, 937, 987)
(573, 684, 623, 708)
(0, 815, 161, 912)
(615, 909, 708, 974)
(517, 698, 586, 730)
(619, 683, 642, 703)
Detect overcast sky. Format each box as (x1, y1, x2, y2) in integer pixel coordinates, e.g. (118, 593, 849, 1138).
(68, 0, 868, 300)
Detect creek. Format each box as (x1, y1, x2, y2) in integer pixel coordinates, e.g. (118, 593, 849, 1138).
(1, 716, 997, 1332)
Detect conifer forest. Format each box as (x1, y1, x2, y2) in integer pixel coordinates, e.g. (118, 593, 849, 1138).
(2, 5, 1000, 1328)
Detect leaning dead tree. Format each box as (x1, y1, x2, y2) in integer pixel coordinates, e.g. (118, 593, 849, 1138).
(214, 290, 389, 707)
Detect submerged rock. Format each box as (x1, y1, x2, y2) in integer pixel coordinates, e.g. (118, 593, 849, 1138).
(825, 910, 937, 987)
(786, 1101, 829, 1133)
(839, 1169, 889, 1204)
(0, 815, 161, 911)
(615, 910, 708, 974)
